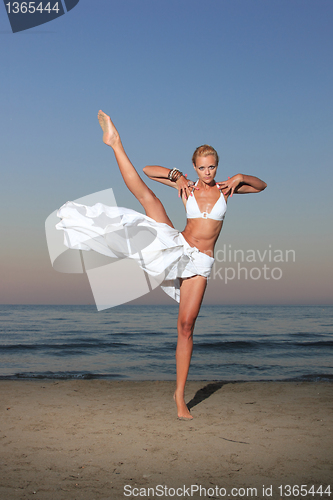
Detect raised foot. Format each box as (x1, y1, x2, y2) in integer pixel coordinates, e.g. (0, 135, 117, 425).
(173, 392, 193, 420)
(97, 110, 119, 148)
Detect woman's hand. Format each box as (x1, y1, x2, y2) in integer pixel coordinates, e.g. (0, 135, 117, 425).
(216, 174, 267, 196)
(176, 175, 197, 199)
(216, 174, 244, 198)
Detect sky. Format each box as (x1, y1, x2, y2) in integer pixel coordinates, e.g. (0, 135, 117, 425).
(1, 0, 332, 306)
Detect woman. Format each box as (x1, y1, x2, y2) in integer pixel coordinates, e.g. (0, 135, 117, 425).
(57, 110, 267, 419)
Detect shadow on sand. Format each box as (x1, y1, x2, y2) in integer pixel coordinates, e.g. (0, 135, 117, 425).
(187, 381, 229, 410)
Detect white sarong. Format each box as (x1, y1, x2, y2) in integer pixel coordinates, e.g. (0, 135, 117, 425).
(56, 201, 214, 304)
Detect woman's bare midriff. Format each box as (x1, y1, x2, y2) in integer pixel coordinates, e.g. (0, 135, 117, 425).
(181, 218, 223, 257)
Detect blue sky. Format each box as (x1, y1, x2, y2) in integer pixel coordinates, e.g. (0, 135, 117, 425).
(1, 0, 332, 305)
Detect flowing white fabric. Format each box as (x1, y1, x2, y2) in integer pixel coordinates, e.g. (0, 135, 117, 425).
(56, 201, 214, 302)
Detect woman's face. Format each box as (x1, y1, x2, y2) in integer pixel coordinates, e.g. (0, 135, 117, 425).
(193, 155, 218, 184)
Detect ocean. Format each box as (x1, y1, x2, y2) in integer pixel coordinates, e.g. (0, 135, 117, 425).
(0, 305, 332, 381)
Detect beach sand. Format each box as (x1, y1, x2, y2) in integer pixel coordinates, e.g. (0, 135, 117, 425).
(0, 380, 332, 499)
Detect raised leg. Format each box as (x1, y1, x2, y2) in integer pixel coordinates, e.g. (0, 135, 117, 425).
(174, 275, 207, 419)
(98, 111, 173, 226)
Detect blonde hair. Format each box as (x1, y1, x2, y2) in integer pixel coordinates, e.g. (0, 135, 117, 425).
(192, 145, 219, 166)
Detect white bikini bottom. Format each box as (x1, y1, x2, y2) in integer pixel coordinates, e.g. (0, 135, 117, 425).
(55, 202, 215, 304)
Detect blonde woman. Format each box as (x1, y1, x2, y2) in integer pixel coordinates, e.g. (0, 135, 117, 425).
(57, 110, 267, 419)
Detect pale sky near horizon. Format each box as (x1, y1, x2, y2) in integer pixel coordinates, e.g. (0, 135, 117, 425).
(1, 0, 332, 306)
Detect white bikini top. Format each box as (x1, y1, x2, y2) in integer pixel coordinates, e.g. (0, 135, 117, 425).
(186, 182, 227, 221)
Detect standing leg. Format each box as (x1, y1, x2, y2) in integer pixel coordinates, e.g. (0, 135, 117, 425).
(174, 275, 207, 419)
(98, 110, 173, 226)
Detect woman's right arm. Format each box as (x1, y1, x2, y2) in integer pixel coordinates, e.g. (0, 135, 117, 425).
(143, 165, 194, 199)
(143, 165, 176, 187)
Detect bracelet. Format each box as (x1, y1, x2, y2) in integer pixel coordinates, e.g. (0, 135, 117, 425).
(173, 171, 183, 182)
(168, 168, 183, 182)
(168, 168, 178, 180)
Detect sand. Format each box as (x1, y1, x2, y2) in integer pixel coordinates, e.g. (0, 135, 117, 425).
(0, 380, 332, 499)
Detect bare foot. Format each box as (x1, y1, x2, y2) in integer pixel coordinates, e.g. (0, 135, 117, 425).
(173, 391, 193, 420)
(98, 110, 120, 148)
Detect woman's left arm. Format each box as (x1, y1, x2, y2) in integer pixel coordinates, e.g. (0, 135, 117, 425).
(218, 174, 267, 197)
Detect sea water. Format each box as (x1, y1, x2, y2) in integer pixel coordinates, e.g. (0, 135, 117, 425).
(0, 305, 332, 381)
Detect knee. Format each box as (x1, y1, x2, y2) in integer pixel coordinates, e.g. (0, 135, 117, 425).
(138, 188, 157, 206)
(178, 316, 196, 340)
